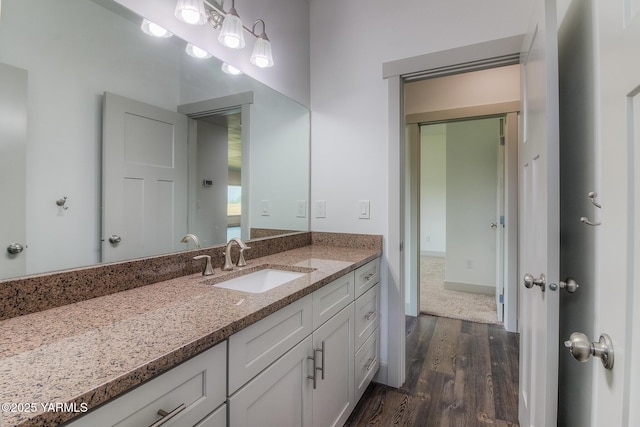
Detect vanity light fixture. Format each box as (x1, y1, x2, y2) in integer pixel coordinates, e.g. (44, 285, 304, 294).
(217, 0, 245, 49)
(141, 18, 173, 38)
(250, 20, 273, 68)
(221, 62, 243, 75)
(174, 0, 274, 68)
(186, 43, 213, 59)
(175, 0, 207, 25)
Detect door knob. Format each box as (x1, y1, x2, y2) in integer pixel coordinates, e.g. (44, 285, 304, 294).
(564, 332, 614, 370)
(523, 273, 546, 292)
(108, 235, 122, 244)
(549, 277, 579, 293)
(490, 222, 498, 229)
(6, 243, 24, 255)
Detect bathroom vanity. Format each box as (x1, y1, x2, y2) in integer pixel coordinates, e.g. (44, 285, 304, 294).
(0, 233, 381, 426)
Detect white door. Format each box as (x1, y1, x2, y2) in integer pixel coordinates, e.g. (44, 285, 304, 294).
(496, 118, 506, 323)
(593, 1, 640, 424)
(518, 0, 560, 425)
(0, 62, 27, 279)
(102, 92, 188, 263)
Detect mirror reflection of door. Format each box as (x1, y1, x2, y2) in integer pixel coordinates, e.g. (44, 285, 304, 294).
(0, 62, 27, 277)
(102, 92, 189, 263)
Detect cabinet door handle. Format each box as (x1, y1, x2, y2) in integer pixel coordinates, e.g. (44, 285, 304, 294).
(365, 310, 376, 321)
(307, 355, 317, 389)
(149, 403, 186, 427)
(364, 272, 375, 281)
(316, 341, 326, 380)
(365, 357, 377, 371)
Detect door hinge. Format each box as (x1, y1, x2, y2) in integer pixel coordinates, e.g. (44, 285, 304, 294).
(500, 215, 505, 225)
(499, 294, 504, 304)
(499, 136, 505, 146)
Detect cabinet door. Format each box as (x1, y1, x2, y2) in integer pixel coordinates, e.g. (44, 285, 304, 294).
(312, 303, 355, 427)
(229, 336, 313, 427)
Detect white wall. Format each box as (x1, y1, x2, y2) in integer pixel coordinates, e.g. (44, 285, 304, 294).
(420, 125, 447, 255)
(310, 0, 528, 383)
(116, 0, 310, 107)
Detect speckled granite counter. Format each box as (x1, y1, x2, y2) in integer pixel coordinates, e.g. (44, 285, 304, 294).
(0, 239, 381, 426)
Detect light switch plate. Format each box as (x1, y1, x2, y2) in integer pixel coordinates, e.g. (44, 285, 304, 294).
(261, 200, 271, 216)
(358, 200, 370, 219)
(296, 200, 307, 218)
(315, 201, 326, 218)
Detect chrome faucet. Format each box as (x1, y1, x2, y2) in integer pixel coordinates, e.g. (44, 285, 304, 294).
(193, 255, 214, 276)
(222, 238, 250, 271)
(181, 234, 201, 248)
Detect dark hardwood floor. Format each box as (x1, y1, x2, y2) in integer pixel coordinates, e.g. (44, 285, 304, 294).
(344, 315, 520, 427)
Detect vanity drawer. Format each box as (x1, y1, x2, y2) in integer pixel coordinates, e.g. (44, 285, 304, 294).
(228, 294, 313, 394)
(354, 258, 380, 298)
(312, 271, 355, 329)
(68, 342, 226, 427)
(354, 283, 381, 351)
(354, 326, 380, 402)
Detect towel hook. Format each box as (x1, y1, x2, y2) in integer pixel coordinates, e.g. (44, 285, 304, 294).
(581, 191, 601, 226)
(56, 196, 68, 210)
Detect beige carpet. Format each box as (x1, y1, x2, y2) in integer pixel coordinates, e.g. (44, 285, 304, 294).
(419, 256, 500, 325)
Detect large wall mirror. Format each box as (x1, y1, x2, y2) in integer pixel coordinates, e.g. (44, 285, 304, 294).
(0, 0, 310, 280)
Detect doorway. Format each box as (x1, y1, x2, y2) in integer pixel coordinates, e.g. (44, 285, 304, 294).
(416, 117, 504, 325)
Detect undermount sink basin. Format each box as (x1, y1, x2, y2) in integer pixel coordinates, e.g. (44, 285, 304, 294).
(213, 268, 306, 293)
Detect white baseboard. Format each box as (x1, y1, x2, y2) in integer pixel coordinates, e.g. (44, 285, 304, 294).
(444, 280, 495, 295)
(372, 362, 388, 385)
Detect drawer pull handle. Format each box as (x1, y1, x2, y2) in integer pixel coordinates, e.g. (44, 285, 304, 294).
(307, 355, 317, 389)
(150, 403, 186, 427)
(364, 310, 376, 321)
(365, 357, 377, 371)
(317, 341, 326, 380)
(363, 273, 375, 281)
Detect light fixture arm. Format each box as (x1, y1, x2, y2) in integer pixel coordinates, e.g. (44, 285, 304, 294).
(251, 19, 268, 39)
(203, 0, 267, 41)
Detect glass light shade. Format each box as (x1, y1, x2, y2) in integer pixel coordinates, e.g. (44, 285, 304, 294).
(174, 0, 207, 25)
(222, 63, 243, 75)
(217, 13, 245, 49)
(250, 37, 274, 68)
(186, 43, 212, 59)
(141, 19, 173, 38)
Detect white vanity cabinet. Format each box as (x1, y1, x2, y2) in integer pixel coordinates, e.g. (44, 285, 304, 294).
(67, 342, 227, 427)
(228, 271, 359, 427)
(353, 259, 381, 402)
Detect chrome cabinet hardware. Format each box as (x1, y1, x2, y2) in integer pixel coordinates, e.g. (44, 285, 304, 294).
(307, 353, 317, 389)
(365, 357, 377, 371)
(549, 277, 579, 293)
(364, 272, 375, 281)
(317, 341, 325, 380)
(364, 310, 377, 321)
(7, 243, 24, 254)
(490, 222, 498, 228)
(108, 235, 121, 244)
(149, 403, 186, 427)
(564, 332, 614, 370)
(193, 255, 214, 276)
(523, 273, 546, 292)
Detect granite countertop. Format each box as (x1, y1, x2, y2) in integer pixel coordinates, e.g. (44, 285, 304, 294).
(0, 244, 381, 427)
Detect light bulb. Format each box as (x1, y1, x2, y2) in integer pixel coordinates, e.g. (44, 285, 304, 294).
(179, 8, 201, 24)
(223, 35, 241, 49)
(186, 43, 212, 59)
(222, 63, 243, 75)
(141, 19, 173, 38)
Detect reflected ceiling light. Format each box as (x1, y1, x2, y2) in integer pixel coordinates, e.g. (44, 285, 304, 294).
(175, 0, 207, 25)
(250, 20, 273, 68)
(186, 43, 212, 59)
(222, 63, 243, 75)
(217, 0, 245, 49)
(141, 19, 173, 38)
